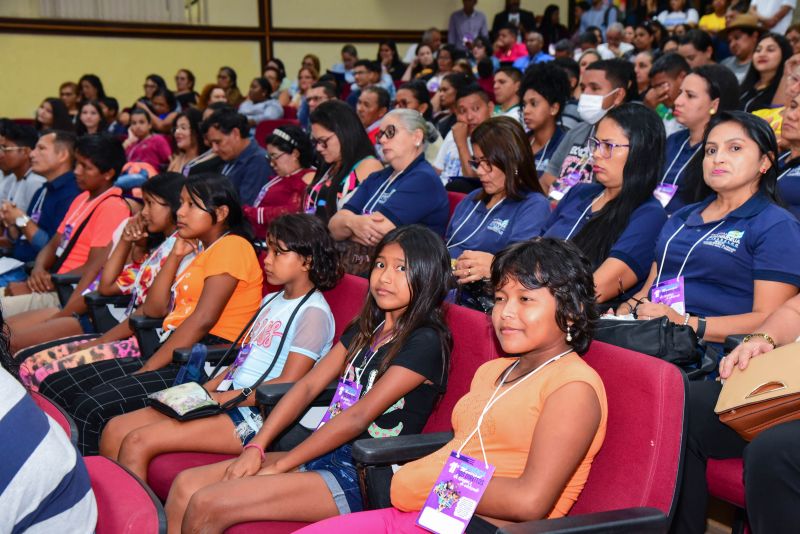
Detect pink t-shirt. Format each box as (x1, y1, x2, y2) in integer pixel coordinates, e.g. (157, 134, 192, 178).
(125, 134, 173, 171)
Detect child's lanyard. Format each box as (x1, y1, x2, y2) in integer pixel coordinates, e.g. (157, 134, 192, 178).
(655, 220, 726, 285)
(457, 348, 572, 468)
(344, 321, 393, 386)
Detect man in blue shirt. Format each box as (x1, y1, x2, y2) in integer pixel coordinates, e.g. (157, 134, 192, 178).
(448, 0, 490, 52)
(580, 0, 617, 37)
(0, 130, 80, 286)
(513, 31, 554, 72)
(202, 109, 272, 205)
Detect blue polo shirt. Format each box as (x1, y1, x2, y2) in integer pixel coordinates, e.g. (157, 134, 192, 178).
(14, 171, 80, 262)
(221, 139, 273, 205)
(778, 156, 800, 220)
(660, 129, 702, 214)
(541, 183, 667, 282)
(343, 154, 449, 235)
(446, 188, 551, 258)
(512, 51, 554, 72)
(651, 192, 800, 318)
(534, 127, 565, 176)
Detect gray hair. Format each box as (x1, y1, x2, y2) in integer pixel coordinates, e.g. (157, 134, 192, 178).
(384, 108, 435, 146)
(607, 22, 624, 35)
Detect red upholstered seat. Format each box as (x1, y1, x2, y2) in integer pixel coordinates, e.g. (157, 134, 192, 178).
(447, 191, 465, 222)
(30, 390, 76, 441)
(707, 458, 745, 508)
(254, 119, 301, 148)
(282, 106, 298, 120)
(85, 456, 166, 534)
(147, 275, 369, 500)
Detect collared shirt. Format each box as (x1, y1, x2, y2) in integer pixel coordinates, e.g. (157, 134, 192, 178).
(0, 169, 46, 213)
(778, 155, 800, 219)
(14, 171, 80, 262)
(343, 154, 450, 235)
(653, 192, 800, 317)
(660, 129, 701, 214)
(512, 51, 554, 72)
(448, 9, 489, 50)
(221, 139, 273, 205)
(534, 127, 566, 175)
(238, 98, 284, 134)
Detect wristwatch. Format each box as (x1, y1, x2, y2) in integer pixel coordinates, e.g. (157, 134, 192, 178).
(15, 215, 30, 228)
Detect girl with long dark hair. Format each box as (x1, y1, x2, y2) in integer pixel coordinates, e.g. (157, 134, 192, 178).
(165, 225, 453, 532)
(168, 108, 219, 176)
(377, 39, 407, 81)
(75, 100, 107, 136)
(740, 33, 793, 113)
(541, 103, 668, 305)
(35, 97, 73, 132)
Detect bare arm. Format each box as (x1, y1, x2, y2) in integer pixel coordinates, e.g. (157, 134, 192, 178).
(593, 258, 639, 305)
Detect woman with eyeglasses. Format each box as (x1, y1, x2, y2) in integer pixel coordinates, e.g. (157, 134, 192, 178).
(329, 109, 449, 275)
(305, 101, 382, 224)
(540, 104, 668, 307)
(243, 126, 315, 240)
(619, 111, 800, 352)
(174, 69, 198, 111)
(395, 81, 443, 165)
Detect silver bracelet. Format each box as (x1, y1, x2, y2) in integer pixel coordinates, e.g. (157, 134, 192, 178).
(682, 313, 691, 326)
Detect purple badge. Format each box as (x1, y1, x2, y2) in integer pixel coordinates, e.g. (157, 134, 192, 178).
(651, 276, 686, 315)
(654, 183, 678, 208)
(316, 378, 362, 430)
(217, 344, 252, 391)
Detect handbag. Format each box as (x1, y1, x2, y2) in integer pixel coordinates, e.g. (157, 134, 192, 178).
(148, 288, 315, 421)
(593, 316, 700, 368)
(715, 342, 800, 441)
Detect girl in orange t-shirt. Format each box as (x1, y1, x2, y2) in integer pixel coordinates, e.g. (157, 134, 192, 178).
(300, 238, 608, 533)
(38, 173, 262, 456)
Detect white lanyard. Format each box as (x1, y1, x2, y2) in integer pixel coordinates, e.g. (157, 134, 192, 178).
(308, 167, 333, 208)
(661, 138, 701, 186)
(344, 321, 388, 385)
(536, 137, 552, 170)
(363, 169, 403, 214)
(30, 187, 46, 216)
(565, 193, 603, 240)
(656, 220, 726, 285)
(457, 348, 572, 467)
(446, 198, 505, 250)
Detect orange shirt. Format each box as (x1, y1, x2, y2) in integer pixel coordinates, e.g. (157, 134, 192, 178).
(390, 354, 608, 519)
(163, 234, 263, 342)
(55, 188, 129, 273)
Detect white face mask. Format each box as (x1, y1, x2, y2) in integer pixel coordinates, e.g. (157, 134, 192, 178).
(578, 88, 620, 124)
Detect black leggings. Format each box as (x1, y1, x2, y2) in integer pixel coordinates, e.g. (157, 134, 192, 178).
(672, 381, 800, 534)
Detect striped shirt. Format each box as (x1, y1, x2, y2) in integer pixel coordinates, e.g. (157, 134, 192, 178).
(0, 368, 97, 533)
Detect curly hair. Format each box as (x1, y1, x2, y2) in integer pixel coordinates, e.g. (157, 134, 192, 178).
(491, 238, 598, 354)
(267, 214, 343, 291)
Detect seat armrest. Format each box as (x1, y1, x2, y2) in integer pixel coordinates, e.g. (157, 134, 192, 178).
(129, 314, 165, 331)
(724, 334, 747, 353)
(255, 381, 338, 408)
(51, 273, 82, 286)
(498, 507, 667, 534)
(352, 431, 453, 465)
(84, 291, 132, 308)
(172, 344, 238, 365)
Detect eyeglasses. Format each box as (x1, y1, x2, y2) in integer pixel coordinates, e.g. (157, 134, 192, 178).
(266, 151, 288, 162)
(0, 146, 26, 153)
(311, 134, 334, 149)
(587, 136, 630, 159)
(375, 124, 397, 143)
(468, 157, 493, 172)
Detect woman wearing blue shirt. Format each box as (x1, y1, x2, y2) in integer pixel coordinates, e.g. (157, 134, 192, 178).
(329, 109, 449, 273)
(448, 117, 550, 285)
(520, 62, 569, 178)
(659, 65, 740, 214)
(778, 92, 800, 219)
(540, 104, 668, 305)
(625, 111, 800, 346)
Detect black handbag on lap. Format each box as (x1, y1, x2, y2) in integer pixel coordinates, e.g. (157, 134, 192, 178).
(593, 316, 700, 368)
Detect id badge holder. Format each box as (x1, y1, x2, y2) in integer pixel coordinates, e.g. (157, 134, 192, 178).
(124, 288, 138, 317)
(217, 344, 252, 392)
(653, 183, 678, 208)
(55, 224, 73, 257)
(316, 378, 362, 429)
(549, 171, 581, 202)
(651, 276, 686, 315)
(417, 451, 495, 534)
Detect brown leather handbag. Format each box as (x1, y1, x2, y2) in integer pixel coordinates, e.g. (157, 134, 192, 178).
(715, 342, 800, 441)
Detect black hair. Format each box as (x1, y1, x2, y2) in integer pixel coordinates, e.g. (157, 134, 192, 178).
(146, 74, 168, 93)
(36, 98, 73, 131)
(520, 61, 570, 117)
(438, 44, 458, 64)
(178, 68, 196, 89)
(477, 58, 495, 79)
(79, 74, 107, 100)
(207, 102, 234, 114)
(267, 214, 343, 291)
(741, 33, 793, 108)
(398, 80, 433, 121)
(354, 59, 382, 74)
(218, 66, 239, 88)
(455, 82, 489, 102)
(578, 31, 599, 46)
(252, 77, 271, 94)
(499, 22, 520, 36)
(183, 172, 254, 242)
(443, 72, 475, 93)
(586, 59, 638, 101)
(3, 123, 38, 150)
(496, 65, 522, 82)
(101, 97, 119, 115)
(650, 52, 691, 79)
(201, 109, 249, 138)
(130, 108, 151, 123)
(174, 108, 208, 152)
(40, 129, 76, 162)
(572, 104, 665, 271)
(311, 80, 337, 99)
(152, 88, 177, 113)
(378, 40, 404, 70)
(308, 101, 376, 220)
(491, 238, 598, 354)
(470, 117, 545, 201)
(362, 86, 390, 110)
(553, 57, 580, 88)
(267, 58, 287, 80)
(692, 64, 741, 112)
(683, 111, 781, 205)
(265, 124, 314, 168)
(75, 99, 109, 136)
(141, 172, 183, 224)
(74, 133, 126, 178)
(341, 44, 358, 57)
(554, 39, 575, 54)
(471, 35, 494, 56)
(344, 225, 452, 384)
(679, 29, 714, 55)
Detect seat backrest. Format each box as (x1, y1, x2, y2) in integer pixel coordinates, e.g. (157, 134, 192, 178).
(84, 456, 166, 534)
(422, 304, 503, 433)
(571, 341, 686, 520)
(447, 191, 466, 222)
(322, 274, 369, 344)
(30, 391, 77, 445)
(254, 119, 301, 148)
(282, 105, 298, 120)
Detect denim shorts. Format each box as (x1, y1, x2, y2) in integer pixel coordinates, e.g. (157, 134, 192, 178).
(300, 443, 362, 514)
(226, 406, 261, 445)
